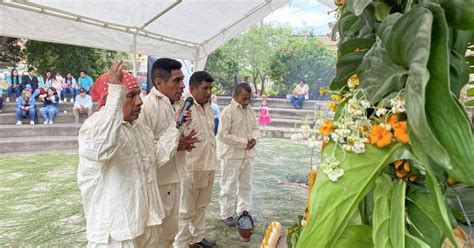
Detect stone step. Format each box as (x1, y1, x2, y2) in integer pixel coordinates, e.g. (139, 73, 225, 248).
(259, 126, 295, 139)
(216, 96, 328, 110)
(0, 123, 81, 138)
(1, 102, 97, 113)
(260, 118, 314, 129)
(0, 112, 90, 125)
(0, 135, 78, 154)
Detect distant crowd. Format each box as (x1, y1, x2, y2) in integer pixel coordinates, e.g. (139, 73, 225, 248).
(0, 67, 148, 125)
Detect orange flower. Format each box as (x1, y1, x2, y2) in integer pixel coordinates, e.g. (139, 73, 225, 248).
(394, 121, 409, 143)
(328, 101, 338, 112)
(319, 120, 333, 136)
(370, 125, 392, 148)
(388, 115, 399, 129)
(393, 160, 416, 182)
(319, 87, 328, 96)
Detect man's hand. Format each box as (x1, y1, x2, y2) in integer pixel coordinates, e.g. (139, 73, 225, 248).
(177, 129, 200, 152)
(246, 138, 256, 150)
(80, 105, 84, 111)
(175, 109, 192, 126)
(108, 60, 123, 85)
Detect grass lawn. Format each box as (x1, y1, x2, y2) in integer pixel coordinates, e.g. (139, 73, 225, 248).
(0, 138, 315, 247)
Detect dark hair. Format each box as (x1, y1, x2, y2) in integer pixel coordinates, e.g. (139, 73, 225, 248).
(10, 68, 19, 84)
(28, 67, 35, 73)
(244, 76, 250, 81)
(80, 70, 87, 75)
(300, 79, 306, 84)
(189, 71, 214, 87)
(48, 87, 57, 94)
(234, 83, 252, 96)
(151, 58, 182, 85)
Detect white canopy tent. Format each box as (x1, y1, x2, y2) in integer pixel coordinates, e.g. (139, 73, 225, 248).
(0, 0, 288, 72)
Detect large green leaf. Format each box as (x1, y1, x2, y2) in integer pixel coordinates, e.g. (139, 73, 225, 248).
(439, 0, 474, 30)
(406, 187, 448, 247)
(405, 233, 430, 248)
(333, 225, 374, 248)
(345, 0, 372, 16)
(448, 29, 472, 97)
(339, 10, 364, 38)
(390, 180, 406, 248)
(358, 41, 408, 104)
(331, 52, 366, 90)
(372, 174, 393, 248)
(339, 37, 375, 56)
(423, 4, 474, 185)
(296, 143, 409, 247)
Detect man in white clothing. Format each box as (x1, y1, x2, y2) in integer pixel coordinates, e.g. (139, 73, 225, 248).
(77, 61, 184, 247)
(139, 58, 199, 247)
(73, 88, 93, 124)
(174, 71, 217, 248)
(218, 83, 259, 226)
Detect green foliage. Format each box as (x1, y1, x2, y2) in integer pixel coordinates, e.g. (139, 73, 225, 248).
(25, 41, 131, 78)
(0, 37, 24, 65)
(333, 225, 373, 248)
(269, 38, 336, 99)
(372, 174, 393, 248)
(296, 143, 409, 247)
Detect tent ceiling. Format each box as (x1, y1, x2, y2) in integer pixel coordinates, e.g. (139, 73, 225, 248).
(0, 0, 288, 68)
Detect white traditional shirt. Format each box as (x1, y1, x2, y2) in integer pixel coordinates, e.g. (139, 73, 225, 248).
(184, 94, 218, 171)
(77, 84, 179, 243)
(218, 99, 260, 159)
(139, 87, 188, 185)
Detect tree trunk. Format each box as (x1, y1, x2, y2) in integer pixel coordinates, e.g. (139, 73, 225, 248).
(259, 74, 266, 96)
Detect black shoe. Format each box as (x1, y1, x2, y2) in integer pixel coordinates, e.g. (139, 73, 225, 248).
(222, 216, 236, 226)
(191, 238, 216, 248)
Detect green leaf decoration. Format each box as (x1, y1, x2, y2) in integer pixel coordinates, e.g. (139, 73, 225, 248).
(422, 3, 474, 185)
(439, 0, 474, 30)
(405, 233, 431, 248)
(296, 143, 409, 247)
(346, 0, 373, 16)
(390, 180, 406, 248)
(406, 186, 448, 247)
(334, 225, 374, 248)
(372, 174, 394, 248)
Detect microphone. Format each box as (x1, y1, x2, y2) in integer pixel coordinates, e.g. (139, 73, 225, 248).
(176, 97, 194, 129)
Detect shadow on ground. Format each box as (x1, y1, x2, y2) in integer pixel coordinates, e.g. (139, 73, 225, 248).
(0, 138, 314, 247)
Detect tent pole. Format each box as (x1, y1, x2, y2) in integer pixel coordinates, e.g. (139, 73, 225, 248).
(132, 34, 137, 76)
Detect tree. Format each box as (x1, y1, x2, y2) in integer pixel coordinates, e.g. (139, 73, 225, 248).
(0, 36, 24, 66)
(25, 41, 131, 78)
(205, 24, 292, 96)
(269, 38, 336, 99)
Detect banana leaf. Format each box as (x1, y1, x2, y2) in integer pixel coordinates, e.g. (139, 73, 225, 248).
(296, 143, 410, 247)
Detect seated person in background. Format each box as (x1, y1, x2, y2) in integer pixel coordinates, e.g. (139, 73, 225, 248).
(22, 68, 41, 98)
(78, 70, 93, 94)
(73, 88, 93, 124)
(290, 80, 309, 109)
(211, 94, 220, 135)
(16, 85, 36, 125)
(62, 72, 78, 103)
(39, 87, 59, 125)
(6, 68, 22, 102)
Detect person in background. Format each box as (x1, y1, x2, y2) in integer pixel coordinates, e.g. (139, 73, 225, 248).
(52, 71, 63, 101)
(289, 80, 309, 109)
(6, 68, 22, 102)
(140, 82, 148, 100)
(0, 83, 3, 114)
(175, 71, 217, 248)
(72, 88, 93, 124)
(258, 98, 272, 126)
(16, 85, 36, 125)
(218, 83, 259, 226)
(78, 70, 93, 94)
(22, 67, 40, 98)
(243, 76, 257, 97)
(39, 87, 59, 125)
(62, 72, 78, 103)
(211, 94, 220, 135)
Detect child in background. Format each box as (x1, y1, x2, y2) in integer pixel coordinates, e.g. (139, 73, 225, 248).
(258, 98, 271, 126)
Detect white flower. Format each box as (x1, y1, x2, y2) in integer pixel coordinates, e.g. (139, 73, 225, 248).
(376, 108, 387, 117)
(360, 100, 370, 109)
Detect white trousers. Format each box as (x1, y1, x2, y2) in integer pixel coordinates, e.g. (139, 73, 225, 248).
(174, 171, 215, 247)
(156, 182, 181, 248)
(219, 158, 254, 219)
(87, 226, 159, 248)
